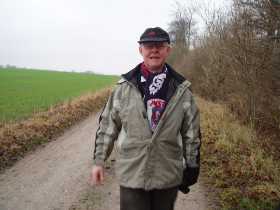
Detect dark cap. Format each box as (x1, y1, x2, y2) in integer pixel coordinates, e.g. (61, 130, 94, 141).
(138, 27, 170, 44)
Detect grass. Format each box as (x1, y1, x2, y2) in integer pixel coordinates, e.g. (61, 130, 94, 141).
(197, 97, 280, 210)
(0, 88, 112, 170)
(0, 68, 119, 122)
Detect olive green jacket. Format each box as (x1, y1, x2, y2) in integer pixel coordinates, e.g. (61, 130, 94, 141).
(93, 64, 201, 190)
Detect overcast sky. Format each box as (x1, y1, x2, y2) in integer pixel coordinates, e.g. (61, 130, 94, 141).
(0, 0, 229, 75)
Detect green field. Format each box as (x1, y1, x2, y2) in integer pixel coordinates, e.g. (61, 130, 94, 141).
(0, 68, 119, 122)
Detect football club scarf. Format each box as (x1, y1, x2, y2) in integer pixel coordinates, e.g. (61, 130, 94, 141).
(140, 63, 170, 131)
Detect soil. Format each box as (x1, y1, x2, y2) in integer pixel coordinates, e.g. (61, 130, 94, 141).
(0, 113, 214, 210)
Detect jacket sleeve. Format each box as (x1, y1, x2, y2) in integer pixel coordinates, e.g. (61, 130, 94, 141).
(180, 92, 201, 187)
(93, 87, 122, 166)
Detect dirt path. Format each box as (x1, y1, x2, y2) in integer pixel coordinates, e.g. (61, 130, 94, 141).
(0, 113, 212, 210)
(72, 159, 212, 210)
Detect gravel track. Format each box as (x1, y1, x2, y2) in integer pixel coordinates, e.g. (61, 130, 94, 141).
(0, 113, 212, 210)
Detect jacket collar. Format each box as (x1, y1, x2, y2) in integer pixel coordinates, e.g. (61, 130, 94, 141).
(121, 63, 141, 87)
(121, 62, 187, 88)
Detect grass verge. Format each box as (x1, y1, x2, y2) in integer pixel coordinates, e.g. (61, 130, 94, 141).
(197, 97, 280, 210)
(0, 88, 112, 170)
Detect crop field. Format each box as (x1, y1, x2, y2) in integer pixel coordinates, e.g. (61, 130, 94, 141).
(0, 68, 119, 122)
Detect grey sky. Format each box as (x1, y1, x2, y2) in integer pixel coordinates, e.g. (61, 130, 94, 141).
(0, 0, 229, 75)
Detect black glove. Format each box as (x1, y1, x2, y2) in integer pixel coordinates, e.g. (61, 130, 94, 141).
(178, 166, 200, 194)
(178, 185, 190, 194)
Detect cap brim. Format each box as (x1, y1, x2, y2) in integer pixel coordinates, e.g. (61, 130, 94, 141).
(138, 37, 170, 43)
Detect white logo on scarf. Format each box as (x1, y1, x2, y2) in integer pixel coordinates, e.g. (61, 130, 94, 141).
(149, 73, 166, 95)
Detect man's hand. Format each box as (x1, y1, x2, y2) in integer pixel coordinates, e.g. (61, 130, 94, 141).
(90, 165, 104, 186)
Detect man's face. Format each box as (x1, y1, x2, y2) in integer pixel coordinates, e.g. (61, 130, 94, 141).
(139, 42, 171, 71)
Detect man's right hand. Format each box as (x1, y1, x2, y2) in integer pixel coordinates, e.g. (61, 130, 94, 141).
(90, 165, 104, 186)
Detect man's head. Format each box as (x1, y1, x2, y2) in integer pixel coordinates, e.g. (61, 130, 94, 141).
(138, 27, 171, 72)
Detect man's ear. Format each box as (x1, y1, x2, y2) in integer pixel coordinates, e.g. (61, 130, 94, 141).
(139, 45, 143, 56)
(166, 45, 171, 55)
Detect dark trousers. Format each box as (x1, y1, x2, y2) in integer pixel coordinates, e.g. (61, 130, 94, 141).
(120, 186, 178, 210)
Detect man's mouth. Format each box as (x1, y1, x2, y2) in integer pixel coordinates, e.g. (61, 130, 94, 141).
(150, 56, 160, 59)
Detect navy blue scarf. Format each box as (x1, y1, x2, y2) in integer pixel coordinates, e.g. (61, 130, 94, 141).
(139, 63, 170, 131)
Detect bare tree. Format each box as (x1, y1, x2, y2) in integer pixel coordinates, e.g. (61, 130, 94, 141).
(170, 0, 280, 130)
(167, 1, 197, 68)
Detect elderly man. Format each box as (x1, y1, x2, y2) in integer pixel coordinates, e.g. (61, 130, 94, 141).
(90, 27, 201, 210)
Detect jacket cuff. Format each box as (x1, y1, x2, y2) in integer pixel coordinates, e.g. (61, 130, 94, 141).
(93, 159, 105, 167)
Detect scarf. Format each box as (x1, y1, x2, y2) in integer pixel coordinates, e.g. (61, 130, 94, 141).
(139, 63, 170, 131)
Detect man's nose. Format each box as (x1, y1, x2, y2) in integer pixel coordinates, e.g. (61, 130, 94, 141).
(150, 46, 159, 51)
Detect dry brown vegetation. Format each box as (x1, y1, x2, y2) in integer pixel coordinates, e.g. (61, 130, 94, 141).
(170, 0, 280, 133)
(198, 96, 280, 209)
(168, 0, 280, 208)
(0, 88, 111, 170)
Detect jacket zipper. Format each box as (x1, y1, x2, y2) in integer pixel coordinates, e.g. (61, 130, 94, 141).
(151, 85, 187, 140)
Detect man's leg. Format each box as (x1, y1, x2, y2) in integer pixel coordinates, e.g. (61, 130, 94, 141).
(151, 186, 178, 210)
(120, 186, 151, 210)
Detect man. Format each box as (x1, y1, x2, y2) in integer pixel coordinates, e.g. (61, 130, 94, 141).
(90, 27, 201, 210)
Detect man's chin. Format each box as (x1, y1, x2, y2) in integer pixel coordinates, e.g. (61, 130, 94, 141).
(147, 63, 164, 71)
